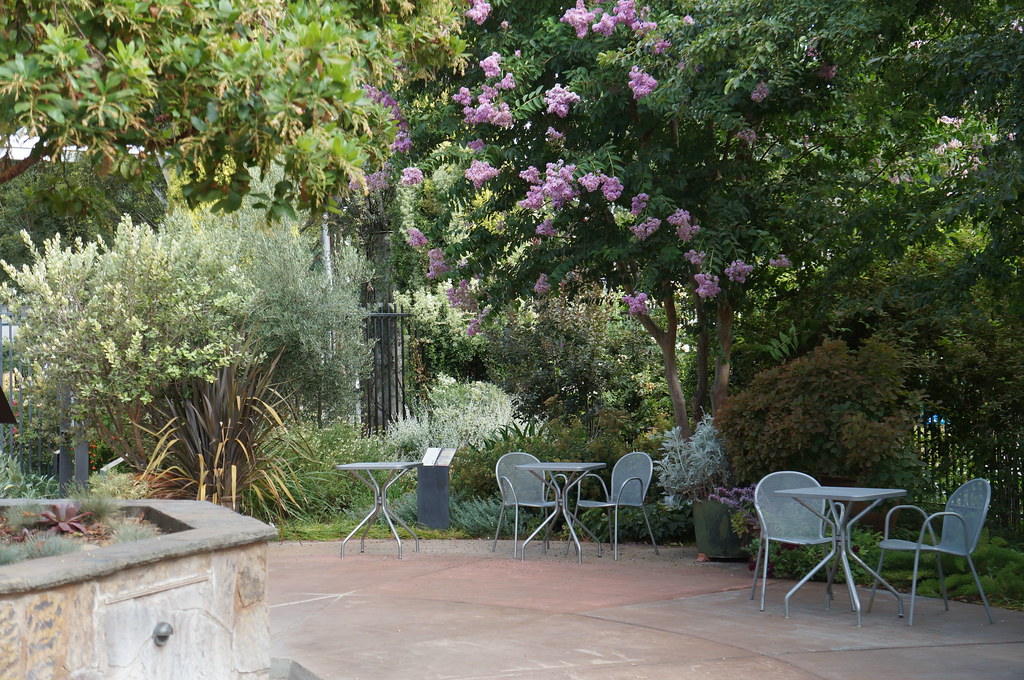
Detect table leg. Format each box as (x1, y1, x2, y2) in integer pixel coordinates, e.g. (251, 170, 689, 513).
(340, 468, 419, 559)
(341, 470, 383, 559)
(382, 469, 419, 559)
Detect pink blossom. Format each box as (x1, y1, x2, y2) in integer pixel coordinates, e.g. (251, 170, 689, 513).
(519, 185, 545, 211)
(480, 52, 502, 79)
(392, 132, 412, 153)
(682, 14, 695, 25)
(446, 279, 479, 313)
(465, 159, 500, 189)
(467, 139, 485, 152)
(514, 49, 522, 57)
(622, 292, 649, 316)
(592, 13, 617, 36)
(630, 192, 649, 215)
(686, 249, 705, 266)
(534, 273, 552, 295)
(501, 20, 510, 30)
(427, 248, 449, 279)
(694, 273, 720, 299)
(725, 259, 754, 283)
(520, 166, 541, 184)
(406, 228, 428, 248)
(490, 102, 514, 127)
(401, 167, 424, 186)
(667, 209, 691, 228)
(544, 85, 581, 118)
(453, 87, 473, 106)
(578, 172, 602, 192)
(751, 81, 770, 103)
(496, 72, 517, 90)
(536, 219, 558, 237)
(365, 170, 389, 192)
(561, 1, 597, 38)
(545, 126, 564, 142)
(631, 217, 660, 240)
(612, 0, 637, 25)
(670, 210, 700, 241)
(466, 313, 485, 336)
(628, 66, 658, 99)
(652, 39, 672, 55)
(541, 160, 579, 208)
(601, 175, 624, 201)
(466, 0, 490, 25)
(632, 20, 657, 36)
(769, 254, 792, 267)
(737, 128, 757, 145)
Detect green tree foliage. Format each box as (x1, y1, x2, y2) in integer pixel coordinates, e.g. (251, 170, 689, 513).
(0, 0, 466, 216)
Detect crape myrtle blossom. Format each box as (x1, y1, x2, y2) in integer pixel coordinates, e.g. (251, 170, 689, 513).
(630, 217, 660, 240)
(453, 87, 473, 106)
(518, 160, 579, 210)
(685, 249, 705, 266)
(446, 279, 479, 313)
(400, 167, 424, 186)
(682, 15, 695, 24)
(536, 219, 558, 236)
(406, 228, 428, 248)
(628, 66, 658, 99)
(651, 39, 671, 55)
(533, 273, 552, 294)
(630, 192, 649, 215)
(724, 259, 754, 283)
(751, 81, 770, 102)
(466, 139, 485, 152)
(769, 254, 792, 267)
(561, 1, 597, 38)
(622, 292, 649, 316)
(466, 0, 490, 25)
(480, 52, 502, 78)
(578, 172, 602, 192)
(668, 209, 700, 241)
(737, 128, 757, 145)
(545, 126, 564, 142)
(601, 175, 624, 201)
(496, 72, 517, 90)
(591, 12, 617, 36)
(350, 167, 390, 193)
(694, 273, 720, 299)
(427, 248, 449, 279)
(544, 85, 581, 117)
(465, 159, 500, 189)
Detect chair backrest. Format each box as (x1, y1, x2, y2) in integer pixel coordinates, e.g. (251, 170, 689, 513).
(495, 452, 546, 505)
(939, 478, 991, 555)
(610, 451, 653, 506)
(754, 471, 826, 541)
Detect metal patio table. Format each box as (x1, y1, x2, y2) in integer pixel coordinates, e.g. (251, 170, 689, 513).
(336, 461, 421, 559)
(515, 461, 606, 564)
(774, 485, 906, 626)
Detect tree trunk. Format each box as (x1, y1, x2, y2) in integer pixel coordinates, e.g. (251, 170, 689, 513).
(710, 298, 734, 414)
(693, 291, 710, 422)
(637, 294, 692, 438)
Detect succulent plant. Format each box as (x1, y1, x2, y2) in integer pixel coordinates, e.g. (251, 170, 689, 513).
(38, 501, 92, 535)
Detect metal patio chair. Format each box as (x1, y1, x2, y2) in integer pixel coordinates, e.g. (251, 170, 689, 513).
(751, 471, 836, 612)
(576, 451, 660, 560)
(868, 478, 994, 626)
(492, 452, 557, 558)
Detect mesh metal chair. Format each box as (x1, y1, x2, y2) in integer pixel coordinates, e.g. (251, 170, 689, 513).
(751, 471, 835, 612)
(492, 452, 557, 558)
(576, 451, 660, 560)
(868, 478, 994, 626)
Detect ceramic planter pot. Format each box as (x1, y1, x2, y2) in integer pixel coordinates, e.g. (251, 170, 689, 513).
(693, 498, 746, 559)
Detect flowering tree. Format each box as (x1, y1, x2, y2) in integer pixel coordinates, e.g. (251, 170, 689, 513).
(399, 0, 929, 434)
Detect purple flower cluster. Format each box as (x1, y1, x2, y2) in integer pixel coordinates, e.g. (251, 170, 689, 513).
(628, 66, 658, 100)
(544, 85, 581, 118)
(535, 219, 558, 237)
(561, 1, 597, 38)
(651, 39, 672, 55)
(737, 128, 757, 146)
(446, 279, 479, 313)
(630, 217, 660, 241)
(466, 0, 490, 25)
(465, 159, 500, 189)
(401, 167, 424, 186)
(686, 249, 705, 266)
(518, 160, 579, 210)
(622, 292, 649, 316)
(751, 81, 770, 103)
(769, 254, 792, 267)
(682, 14, 695, 25)
(496, 72, 516, 90)
(466, 139, 485, 153)
(575, 171, 623, 201)
(534, 273, 552, 295)
(365, 86, 411, 153)
(669, 209, 700, 241)
(427, 248, 449, 279)
(364, 169, 389, 192)
(694, 273, 720, 299)
(480, 52, 502, 78)
(630, 192, 649, 215)
(454, 87, 473, 106)
(588, 1, 657, 37)
(545, 126, 564, 142)
(407, 228, 428, 248)
(725, 259, 754, 283)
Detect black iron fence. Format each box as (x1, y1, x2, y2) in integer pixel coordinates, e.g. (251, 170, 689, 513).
(362, 304, 411, 434)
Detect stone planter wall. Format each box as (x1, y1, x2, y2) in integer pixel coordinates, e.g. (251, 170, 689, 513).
(0, 500, 277, 680)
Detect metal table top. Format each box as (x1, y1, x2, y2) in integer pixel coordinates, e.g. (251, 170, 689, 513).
(774, 486, 905, 502)
(336, 462, 422, 471)
(514, 462, 606, 473)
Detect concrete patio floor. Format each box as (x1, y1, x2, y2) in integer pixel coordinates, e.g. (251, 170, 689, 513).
(268, 539, 1024, 680)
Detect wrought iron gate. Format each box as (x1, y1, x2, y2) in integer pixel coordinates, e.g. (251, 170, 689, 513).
(362, 304, 411, 434)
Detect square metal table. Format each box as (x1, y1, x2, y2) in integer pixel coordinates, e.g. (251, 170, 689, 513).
(515, 462, 606, 564)
(774, 486, 906, 626)
(336, 462, 421, 559)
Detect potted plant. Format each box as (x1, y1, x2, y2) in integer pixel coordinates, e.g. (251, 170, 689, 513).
(655, 414, 745, 559)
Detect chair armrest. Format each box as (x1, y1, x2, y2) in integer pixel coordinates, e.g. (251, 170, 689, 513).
(612, 476, 644, 506)
(883, 504, 929, 539)
(498, 476, 519, 505)
(576, 473, 609, 504)
(920, 511, 970, 554)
